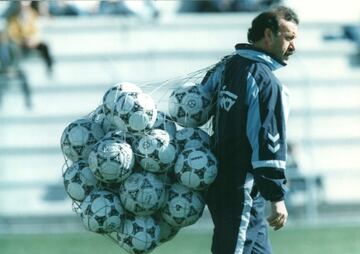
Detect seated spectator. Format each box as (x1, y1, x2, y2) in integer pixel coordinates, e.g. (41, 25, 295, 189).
(119, 0, 160, 19)
(0, 30, 31, 109)
(178, 1, 220, 13)
(63, 1, 100, 16)
(5, 1, 54, 75)
(29, 1, 51, 17)
(98, 0, 135, 16)
(178, 0, 281, 13)
(48, 0, 82, 16)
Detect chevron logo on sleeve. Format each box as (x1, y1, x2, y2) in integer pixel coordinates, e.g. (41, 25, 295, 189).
(267, 133, 280, 153)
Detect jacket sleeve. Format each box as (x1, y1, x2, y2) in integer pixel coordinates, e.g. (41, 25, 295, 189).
(200, 61, 225, 93)
(246, 72, 289, 202)
(199, 59, 227, 120)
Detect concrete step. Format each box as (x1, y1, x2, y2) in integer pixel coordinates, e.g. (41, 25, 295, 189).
(41, 23, 355, 56)
(288, 115, 360, 141)
(2, 78, 359, 117)
(0, 143, 359, 205)
(34, 14, 357, 59)
(0, 187, 72, 216)
(37, 14, 353, 32)
(18, 52, 360, 91)
(0, 109, 359, 147)
(0, 119, 359, 172)
(0, 153, 63, 183)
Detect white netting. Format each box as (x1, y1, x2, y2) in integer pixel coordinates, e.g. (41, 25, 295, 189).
(60, 65, 219, 253)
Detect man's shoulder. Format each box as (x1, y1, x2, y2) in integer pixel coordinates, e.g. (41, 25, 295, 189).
(248, 63, 282, 90)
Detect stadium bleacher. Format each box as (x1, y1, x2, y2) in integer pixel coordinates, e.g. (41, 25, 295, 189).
(0, 10, 360, 232)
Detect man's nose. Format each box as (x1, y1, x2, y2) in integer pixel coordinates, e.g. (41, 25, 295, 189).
(289, 40, 296, 52)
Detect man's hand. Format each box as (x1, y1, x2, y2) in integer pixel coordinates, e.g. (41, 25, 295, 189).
(267, 200, 288, 231)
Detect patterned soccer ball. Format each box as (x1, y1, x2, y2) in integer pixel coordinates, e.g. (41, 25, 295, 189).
(152, 111, 177, 139)
(112, 92, 157, 132)
(119, 171, 166, 216)
(174, 146, 217, 191)
(156, 215, 180, 244)
(175, 127, 210, 150)
(117, 214, 160, 254)
(168, 82, 212, 128)
(80, 190, 124, 233)
(88, 105, 116, 133)
(132, 129, 178, 173)
(104, 129, 135, 147)
(63, 160, 98, 201)
(102, 82, 143, 124)
(88, 138, 134, 184)
(60, 118, 105, 162)
(161, 183, 205, 227)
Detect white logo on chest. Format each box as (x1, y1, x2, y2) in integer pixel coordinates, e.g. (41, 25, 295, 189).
(219, 86, 238, 112)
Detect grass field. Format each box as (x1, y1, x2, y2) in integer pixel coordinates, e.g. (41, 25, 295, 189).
(1, 225, 360, 254)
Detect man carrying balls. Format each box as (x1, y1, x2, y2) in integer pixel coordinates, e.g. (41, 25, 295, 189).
(201, 6, 299, 254)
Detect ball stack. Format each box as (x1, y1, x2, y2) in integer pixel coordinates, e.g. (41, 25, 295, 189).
(60, 81, 217, 254)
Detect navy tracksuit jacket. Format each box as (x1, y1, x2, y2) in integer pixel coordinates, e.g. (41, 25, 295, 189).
(201, 43, 290, 254)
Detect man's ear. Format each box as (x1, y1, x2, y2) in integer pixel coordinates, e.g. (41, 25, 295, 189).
(264, 28, 274, 44)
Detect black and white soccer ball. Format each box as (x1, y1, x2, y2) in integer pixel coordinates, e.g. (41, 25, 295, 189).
(80, 190, 124, 233)
(63, 160, 98, 201)
(156, 215, 180, 244)
(117, 214, 160, 254)
(104, 129, 135, 147)
(152, 111, 177, 139)
(88, 138, 134, 184)
(132, 129, 178, 173)
(174, 146, 217, 191)
(175, 127, 210, 150)
(168, 82, 212, 128)
(102, 82, 143, 124)
(60, 118, 105, 162)
(88, 105, 116, 133)
(112, 92, 157, 132)
(160, 183, 205, 227)
(119, 171, 166, 216)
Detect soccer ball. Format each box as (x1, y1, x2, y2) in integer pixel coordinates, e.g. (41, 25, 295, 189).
(104, 130, 135, 147)
(119, 171, 166, 216)
(161, 183, 205, 227)
(132, 129, 178, 173)
(155, 215, 180, 244)
(60, 118, 105, 162)
(63, 160, 98, 201)
(88, 105, 116, 133)
(112, 92, 157, 132)
(80, 190, 124, 233)
(152, 111, 177, 139)
(174, 146, 217, 191)
(88, 138, 134, 184)
(175, 127, 210, 150)
(117, 214, 160, 254)
(168, 82, 212, 128)
(102, 82, 143, 124)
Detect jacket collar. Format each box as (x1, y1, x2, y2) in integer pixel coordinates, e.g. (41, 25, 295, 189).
(235, 43, 286, 71)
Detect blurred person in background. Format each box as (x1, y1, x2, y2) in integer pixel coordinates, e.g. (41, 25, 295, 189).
(48, 0, 83, 16)
(98, 0, 135, 16)
(61, 0, 100, 16)
(201, 6, 299, 254)
(29, 1, 51, 17)
(179, 0, 281, 13)
(0, 29, 31, 109)
(48, 0, 159, 19)
(4, 1, 54, 75)
(120, 0, 160, 19)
